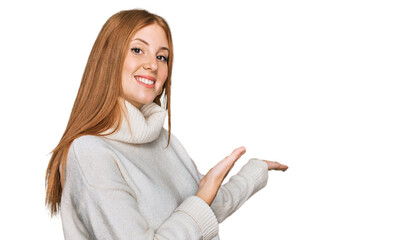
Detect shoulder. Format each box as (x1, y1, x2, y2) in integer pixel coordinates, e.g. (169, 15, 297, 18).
(67, 135, 123, 188)
(70, 135, 109, 153)
(160, 128, 181, 145)
(159, 128, 193, 161)
(69, 135, 114, 166)
(158, 127, 183, 148)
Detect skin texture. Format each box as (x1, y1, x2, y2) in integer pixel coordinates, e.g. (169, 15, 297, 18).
(196, 147, 288, 206)
(262, 159, 288, 171)
(121, 23, 169, 109)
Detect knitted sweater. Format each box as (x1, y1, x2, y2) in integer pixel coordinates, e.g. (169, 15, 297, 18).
(60, 98, 269, 240)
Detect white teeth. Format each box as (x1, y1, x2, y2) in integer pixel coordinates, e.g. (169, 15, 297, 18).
(136, 77, 155, 85)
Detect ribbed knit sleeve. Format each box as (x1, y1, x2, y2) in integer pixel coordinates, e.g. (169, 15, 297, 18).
(61, 138, 219, 240)
(209, 158, 269, 223)
(169, 133, 269, 224)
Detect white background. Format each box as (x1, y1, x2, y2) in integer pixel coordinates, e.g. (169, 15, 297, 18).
(1, 0, 414, 239)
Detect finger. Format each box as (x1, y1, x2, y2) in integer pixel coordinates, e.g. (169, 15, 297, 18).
(226, 147, 246, 163)
(221, 148, 245, 179)
(272, 162, 289, 171)
(232, 146, 246, 158)
(215, 147, 246, 179)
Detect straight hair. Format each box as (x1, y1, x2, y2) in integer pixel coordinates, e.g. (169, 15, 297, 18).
(45, 9, 174, 216)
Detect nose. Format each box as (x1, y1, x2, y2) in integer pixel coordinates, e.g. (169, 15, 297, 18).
(143, 55, 158, 71)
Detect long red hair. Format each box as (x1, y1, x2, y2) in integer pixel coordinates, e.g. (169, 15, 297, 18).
(45, 9, 173, 216)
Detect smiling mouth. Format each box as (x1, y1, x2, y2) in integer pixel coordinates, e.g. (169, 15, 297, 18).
(134, 76, 155, 85)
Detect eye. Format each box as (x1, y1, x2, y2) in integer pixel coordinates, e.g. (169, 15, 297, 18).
(131, 48, 143, 54)
(157, 55, 168, 62)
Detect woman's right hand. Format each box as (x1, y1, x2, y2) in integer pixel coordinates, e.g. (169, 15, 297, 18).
(195, 147, 246, 206)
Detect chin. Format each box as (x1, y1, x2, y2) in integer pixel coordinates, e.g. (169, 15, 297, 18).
(136, 97, 156, 105)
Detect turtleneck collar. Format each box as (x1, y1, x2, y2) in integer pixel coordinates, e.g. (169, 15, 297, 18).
(101, 97, 167, 144)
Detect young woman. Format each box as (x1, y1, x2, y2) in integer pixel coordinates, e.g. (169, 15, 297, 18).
(45, 9, 288, 240)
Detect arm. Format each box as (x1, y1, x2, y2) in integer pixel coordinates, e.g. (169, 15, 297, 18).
(192, 158, 269, 223)
(167, 132, 268, 223)
(62, 139, 219, 240)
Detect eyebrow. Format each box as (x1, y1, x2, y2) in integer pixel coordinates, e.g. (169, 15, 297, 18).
(132, 38, 169, 53)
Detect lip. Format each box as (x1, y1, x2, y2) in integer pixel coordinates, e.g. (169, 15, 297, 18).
(134, 75, 155, 89)
(135, 75, 156, 81)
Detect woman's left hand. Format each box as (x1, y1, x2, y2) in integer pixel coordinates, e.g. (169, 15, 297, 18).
(261, 160, 289, 171)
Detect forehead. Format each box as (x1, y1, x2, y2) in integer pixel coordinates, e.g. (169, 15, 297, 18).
(130, 23, 168, 46)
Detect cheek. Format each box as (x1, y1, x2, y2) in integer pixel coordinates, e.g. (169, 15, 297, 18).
(121, 62, 134, 87)
(123, 60, 136, 76)
(122, 54, 139, 73)
(160, 64, 169, 80)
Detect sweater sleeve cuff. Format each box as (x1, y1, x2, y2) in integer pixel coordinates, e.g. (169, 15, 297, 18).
(240, 158, 269, 191)
(175, 196, 219, 240)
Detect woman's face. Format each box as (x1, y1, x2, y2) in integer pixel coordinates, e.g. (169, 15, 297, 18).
(121, 23, 169, 109)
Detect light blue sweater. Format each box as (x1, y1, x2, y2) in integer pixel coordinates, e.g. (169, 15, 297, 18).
(60, 98, 269, 239)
